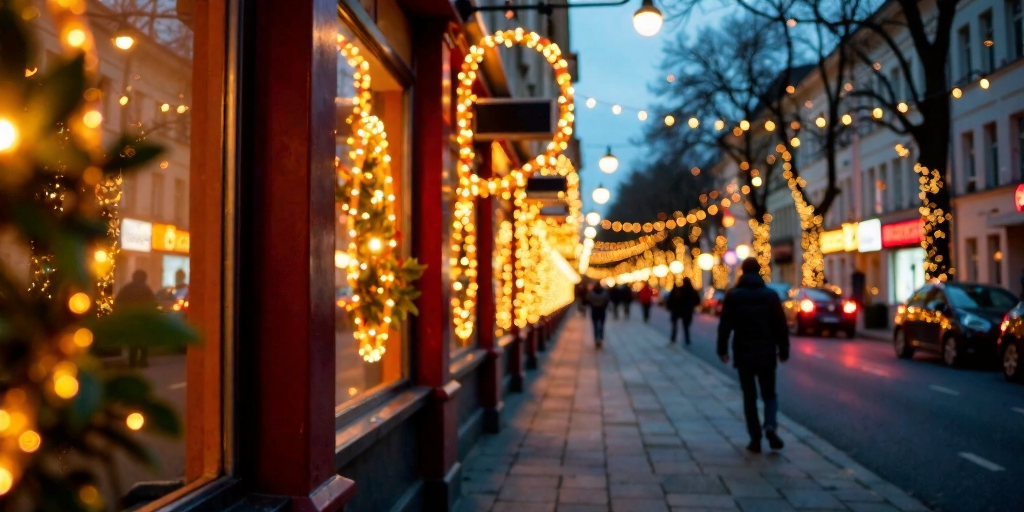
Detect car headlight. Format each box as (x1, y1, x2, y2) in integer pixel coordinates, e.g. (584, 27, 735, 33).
(961, 313, 991, 332)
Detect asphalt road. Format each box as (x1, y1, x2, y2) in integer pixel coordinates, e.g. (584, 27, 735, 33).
(621, 305, 1024, 512)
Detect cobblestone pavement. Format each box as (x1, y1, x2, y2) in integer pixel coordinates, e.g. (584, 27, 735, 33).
(456, 314, 931, 512)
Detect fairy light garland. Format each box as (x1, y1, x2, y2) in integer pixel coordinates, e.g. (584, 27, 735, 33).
(915, 163, 953, 281)
(712, 235, 729, 289)
(588, 231, 669, 265)
(336, 34, 423, 362)
(750, 216, 773, 282)
(495, 219, 515, 336)
(453, 28, 574, 342)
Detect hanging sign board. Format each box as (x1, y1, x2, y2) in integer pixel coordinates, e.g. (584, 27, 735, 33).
(820, 229, 845, 254)
(858, 219, 882, 253)
(121, 218, 153, 253)
(524, 176, 568, 202)
(881, 219, 924, 248)
(474, 98, 558, 140)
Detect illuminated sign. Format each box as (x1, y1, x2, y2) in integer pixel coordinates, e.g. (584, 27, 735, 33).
(820, 229, 845, 254)
(842, 222, 859, 252)
(120, 218, 152, 252)
(1016, 183, 1024, 212)
(858, 219, 882, 253)
(882, 218, 924, 248)
(151, 224, 190, 254)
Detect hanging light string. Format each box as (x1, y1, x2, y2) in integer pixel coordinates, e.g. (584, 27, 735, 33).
(588, 231, 669, 265)
(592, 232, 666, 250)
(598, 186, 745, 235)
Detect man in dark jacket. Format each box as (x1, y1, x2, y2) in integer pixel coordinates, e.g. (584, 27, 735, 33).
(717, 258, 790, 453)
(666, 278, 700, 344)
(116, 269, 159, 368)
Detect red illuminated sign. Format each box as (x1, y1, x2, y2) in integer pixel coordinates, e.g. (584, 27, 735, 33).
(1016, 183, 1024, 212)
(881, 219, 923, 248)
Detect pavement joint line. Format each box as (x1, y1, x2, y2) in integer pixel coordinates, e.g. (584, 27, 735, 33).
(928, 385, 960, 396)
(958, 452, 1005, 472)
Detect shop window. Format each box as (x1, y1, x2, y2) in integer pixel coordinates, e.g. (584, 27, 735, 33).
(1009, 0, 1024, 61)
(958, 25, 973, 82)
(892, 158, 903, 210)
(2, 1, 233, 508)
(1013, 113, 1024, 181)
(967, 238, 979, 282)
(963, 131, 977, 192)
(980, 11, 995, 74)
(865, 167, 875, 214)
(983, 123, 999, 188)
(334, 22, 408, 408)
(878, 163, 888, 213)
(988, 235, 1003, 285)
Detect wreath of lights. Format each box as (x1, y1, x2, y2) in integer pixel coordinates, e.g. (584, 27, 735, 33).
(336, 34, 422, 362)
(452, 28, 574, 342)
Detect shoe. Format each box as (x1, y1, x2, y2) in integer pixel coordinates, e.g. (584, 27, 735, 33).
(746, 440, 762, 454)
(766, 429, 784, 450)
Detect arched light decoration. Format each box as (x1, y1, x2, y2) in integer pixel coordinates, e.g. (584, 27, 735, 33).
(592, 184, 611, 204)
(633, 0, 663, 36)
(337, 34, 409, 362)
(452, 28, 574, 343)
(598, 146, 619, 174)
(653, 264, 669, 278)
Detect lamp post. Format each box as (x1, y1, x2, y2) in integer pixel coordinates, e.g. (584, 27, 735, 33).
(454, 0, 663, 37)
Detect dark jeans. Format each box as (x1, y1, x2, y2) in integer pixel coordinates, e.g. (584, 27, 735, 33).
(737, 366, 778, 441)
(670, 313, 693, 343)
(623, 302, 632, 318)
(591, 309, 607, 341)
(641, 303, 652, 322)
(129, 346, 149, 367)
(610, 302, 620, 319)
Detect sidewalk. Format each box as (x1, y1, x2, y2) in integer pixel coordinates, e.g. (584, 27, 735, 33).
(456, 315, 930, 512)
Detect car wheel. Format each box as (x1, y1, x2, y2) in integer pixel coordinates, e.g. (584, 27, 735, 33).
(1003, 342, 1022, 382)
(894, 329, 914, 359)
(943, 335, 962, 367)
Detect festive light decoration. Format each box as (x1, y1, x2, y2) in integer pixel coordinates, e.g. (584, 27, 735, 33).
(914, 163, 954, 281)
(587, 231, 669, 265)
(711, 235, 729, 289)
(453, 28, 574, 343)
(336, 34, 425, 362)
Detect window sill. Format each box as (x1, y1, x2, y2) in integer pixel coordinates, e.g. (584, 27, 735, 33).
(450, 348, 487, 380)
(334, 386, 430, 468)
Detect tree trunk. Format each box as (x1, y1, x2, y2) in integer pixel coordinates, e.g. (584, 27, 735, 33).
(750, 217, 772, 282)
(913, 103, 954, 281)
(800, 223, 825, 287)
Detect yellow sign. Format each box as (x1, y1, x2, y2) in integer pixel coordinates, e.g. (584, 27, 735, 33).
(820, 229, 845, 254)
(151, 224, 190, 254)
(842, 222, 859, 252)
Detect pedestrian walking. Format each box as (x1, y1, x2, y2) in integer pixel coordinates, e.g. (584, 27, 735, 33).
(587, 283, 611, 347)
(666, 278, 700, 344)
(716, 257, 790, 454)
(576, 282, 589, 317)
(115, 269, 159, 368)
(608, 284, 622, 320)
(638, 283, 655, 323)
(620, 284, 634, 319)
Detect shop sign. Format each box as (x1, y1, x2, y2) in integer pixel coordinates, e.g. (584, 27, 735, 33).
(858, 219, 882, 253)
(820, 229, 845, 254)
(121, 218, 153, 252)
(1015, 183, 1024, 212)
(842, 222, 859, 252)
(152, 224, 190, 254)
(881, 218, 924, 248)
(773, 239, 794, 264)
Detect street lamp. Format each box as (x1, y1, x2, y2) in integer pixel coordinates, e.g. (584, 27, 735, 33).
(632, 0, 663, 37)
(592, 184, 610, 205)
(586, 211, 601, 226)
(598, 146, 619, 174)
(584, 226, 598, 239)
(697, 253, 715, 271)
(112, 24, 135, 50)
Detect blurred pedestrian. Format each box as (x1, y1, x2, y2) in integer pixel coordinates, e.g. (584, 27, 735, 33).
(666, 278, 700, 344)
(587, 283, 611, 347)
(576, 282, 588, 317)
(116, 269, 158, 368)
(638, 283, 655, 323)
(620, 284, 634, 319)
(717, 257, 790, 454)
(609, 284, 622, 319)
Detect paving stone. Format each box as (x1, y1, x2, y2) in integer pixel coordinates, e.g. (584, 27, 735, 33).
(780, 489, 846, 509)
(559, 488, 610, 505)
(497, 486, 558, 502)
(734, 498, 798, 512)
(492, 502, 555, 512)
(667, 493, 738, 508)
(845, 504, 902, 512)
(611, 498, 670, 512)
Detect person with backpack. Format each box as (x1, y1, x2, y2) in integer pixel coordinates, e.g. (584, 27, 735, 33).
(587, 283, 611, 347)
(666, 278, 701, 344)
(717, 257, 790, 454)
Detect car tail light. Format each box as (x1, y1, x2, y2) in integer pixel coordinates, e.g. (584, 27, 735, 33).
(1001, 313, 1010, 334)
(842, 301, 857, 314)
(897, 304, 906, 315)
(800, 299, 815, 313)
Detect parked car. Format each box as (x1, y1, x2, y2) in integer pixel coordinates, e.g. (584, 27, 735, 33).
(701, 288, 726, 315)
(155, 285, 189, 319)
(997, 301, 1024, 382)
(782, 287, 857, 337)
(893, 282, 1017, 367)
(766, 282, 791, 301)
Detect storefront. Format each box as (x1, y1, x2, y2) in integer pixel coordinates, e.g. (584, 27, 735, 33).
(881, 218, 926, 304)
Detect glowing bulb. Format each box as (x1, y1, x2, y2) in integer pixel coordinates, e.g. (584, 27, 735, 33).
(126, 413, 145, 430)
(82, 110, 103, 128)
(669, 261, 684, 274)
(592, 185, 610, 205)
(752, 176, 763, 187)
(66, 28, 86, 47)
(368, 238, 382, 253)
(765, 120, 775, 131)
(664, 115, 675, 126)
(68, 293, 91, 314)
(176, 105, 188, 114)
(54, 375, 79, 399)
(114, 35, 134, 50)
(638, 110, 648, 121)
(980, 78, 990, 89)
(161, 103, 170, 112)
(584, 226, 597, 239)
(19, 430, 41, 452)
(735, 244, 750, 260)
(697, 253, 715, 271)
(653, 265, 669, 278)
(632, 0, 663, 37)
(73, 328, 93, 347)
(598, 147, 619, 174)
(714, 119, 724, 131)
(119, 95, 129, 106)
(585, 97, 596, 108)
(0, 467, 11, 495)
(897, 102, 909, 113)
(688, 117, 699, 129)
(872, 108, 883, 119)
(842, 113, 853, 125)
(0, 119, 17, 152)
(586, 212, 601, 226)
(611, 104, 622, 115)
(790, 137, 801, 147)
(815, 116, 826, 128)
(952, 87, 962, 99)
(740, 120, 750, 131)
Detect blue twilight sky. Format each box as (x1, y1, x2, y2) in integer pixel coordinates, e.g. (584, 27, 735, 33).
(569, 2, 724, 217)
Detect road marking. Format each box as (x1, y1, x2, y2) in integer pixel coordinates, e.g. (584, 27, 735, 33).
(860, 366, 890, 377)
(959, 452, 1005, 472)
(811, 352, 825, 359)
(169, 382, 187, 390)
(929, 385, 960, 396)
(1013, 407, 1024, 415)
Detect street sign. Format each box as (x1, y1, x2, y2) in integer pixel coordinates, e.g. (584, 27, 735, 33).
(525, 176, 568, 202)
(474, 98, 558, 140)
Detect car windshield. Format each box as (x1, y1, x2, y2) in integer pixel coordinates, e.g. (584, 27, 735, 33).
(803, 288, 839, 301)
(767, 284, 790, 300)
(944, 285, 1017, 310)
(713, 290, 725, 299)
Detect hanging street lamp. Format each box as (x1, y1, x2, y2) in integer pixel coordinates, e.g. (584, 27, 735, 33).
(455, 0, 662, 37)
(592, 184, 611, 205)
(586, 211, 602, 226)
(598, 146, 619, 174)
(632, 0, 663, 37)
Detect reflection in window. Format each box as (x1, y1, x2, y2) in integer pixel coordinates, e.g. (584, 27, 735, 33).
(335, 23, 405, 408)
